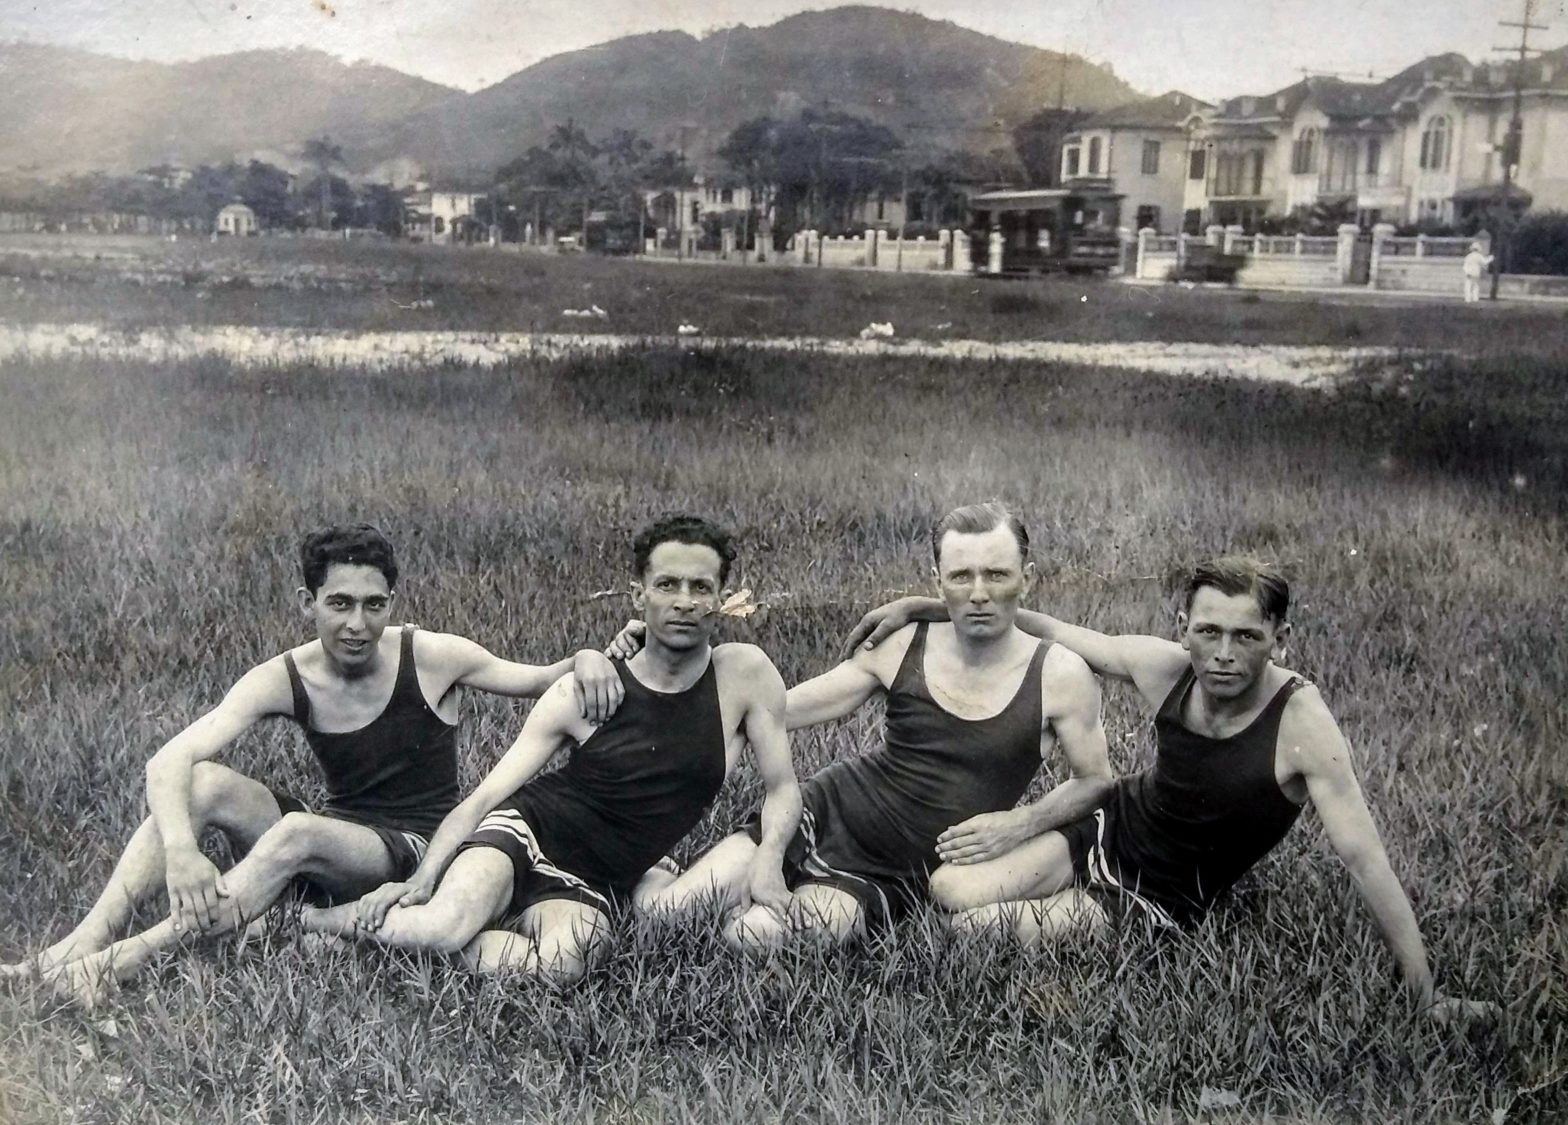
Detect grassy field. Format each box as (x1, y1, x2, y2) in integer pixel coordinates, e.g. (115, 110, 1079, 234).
(1, 233, 1566, 351)
(0, 242, 1565, 1123)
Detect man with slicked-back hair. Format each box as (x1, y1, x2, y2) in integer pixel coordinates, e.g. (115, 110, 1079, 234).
(635, 502, 1113, 951)
(846, 556, 1493, 1022)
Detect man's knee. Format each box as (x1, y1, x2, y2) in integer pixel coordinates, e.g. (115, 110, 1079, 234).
(247, 812, 329, 873)
(188, 763, 276, 840)
(723, 905, 786, 953)
(927, 864, 973, 913)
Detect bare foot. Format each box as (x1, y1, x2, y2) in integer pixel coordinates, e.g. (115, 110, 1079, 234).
(3, 932, 110, 982)
(297, 904, 358, 937)
(297, 931, 353, 956)
(43, 953, 117, 1012)
(0, 957, 40, 982)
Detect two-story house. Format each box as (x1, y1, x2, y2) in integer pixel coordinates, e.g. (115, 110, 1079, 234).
(1060, 91, 1211, 233)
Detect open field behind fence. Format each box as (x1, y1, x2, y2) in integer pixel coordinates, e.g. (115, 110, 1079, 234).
(1, 234, 1566, 353)
(0, 333, 1565, 1122)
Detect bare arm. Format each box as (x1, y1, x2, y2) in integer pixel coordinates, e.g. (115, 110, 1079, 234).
(426, 631, 624, 723)
(936, 648, 1114, 865)
(843, 598, 1182, 701)
(783, 644, 891, 731)
(732, 648, 802, 914)
(1286, 691, 1436, 1003)
(144, 659, 291, 931)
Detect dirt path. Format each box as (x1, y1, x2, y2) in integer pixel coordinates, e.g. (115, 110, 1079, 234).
(0, 322, 1413, 386)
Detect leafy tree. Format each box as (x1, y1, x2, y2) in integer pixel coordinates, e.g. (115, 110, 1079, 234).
(238, 161, 295, 229)
(1012, 108, 1090, 187)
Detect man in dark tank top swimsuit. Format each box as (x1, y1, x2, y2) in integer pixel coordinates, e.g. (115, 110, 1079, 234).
(300, 516, 802, 985)
(16, 525, 626, 1009)
(848, 556, 1494, 1022)
(638, 503, 1113, 949)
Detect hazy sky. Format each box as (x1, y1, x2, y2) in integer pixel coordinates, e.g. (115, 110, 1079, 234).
(3, 1, 1565, 99)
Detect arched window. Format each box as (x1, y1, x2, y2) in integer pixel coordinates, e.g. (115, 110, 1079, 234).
(1420, 116, 1451, 170)
(1290, 127, 1319, 175)
(1088, 137, 1103, 174)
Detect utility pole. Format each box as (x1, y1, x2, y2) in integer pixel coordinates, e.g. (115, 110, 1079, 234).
(1490, 0, 1548, 299)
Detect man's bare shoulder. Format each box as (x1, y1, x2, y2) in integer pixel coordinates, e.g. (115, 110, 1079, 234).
(1276, 681, 1349, 778)
(215, 652, 295, 717)
(713, 643, 785, 689)
(1040, 642, 1094, 684)
(405, 626, 483, 666)
(857, 621, 918, 683)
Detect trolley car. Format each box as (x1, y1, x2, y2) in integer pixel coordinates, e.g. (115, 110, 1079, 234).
(968, 187, 1124, 276)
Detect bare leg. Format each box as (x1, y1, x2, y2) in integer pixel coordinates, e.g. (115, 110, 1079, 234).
(724, 883, 864, 953)
(927, 830, 1077, 915)
(300, 847, 512, 956)
(464, 899, 611, 985)
(635, 832, 757, 918)
(52, 812, 396, 1009)
(4, 763, 281, 978)
(951, 890, 1109, 945)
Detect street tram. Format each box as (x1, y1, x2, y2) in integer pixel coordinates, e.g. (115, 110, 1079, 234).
(967, 187, 1125, 276)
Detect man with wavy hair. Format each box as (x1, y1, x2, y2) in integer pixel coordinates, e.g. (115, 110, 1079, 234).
(300, 514, 802, 983)
(9, 524, 624, 1007)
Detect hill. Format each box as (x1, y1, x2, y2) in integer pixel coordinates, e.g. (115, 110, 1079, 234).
(2, 7, 1138, 181)
(0, 43, 462, 175)
(351, 7, 1139, 179)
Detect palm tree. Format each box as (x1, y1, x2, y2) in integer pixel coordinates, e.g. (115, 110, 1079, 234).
(547, 119, 599, 244)
(301, 136, 344, 230)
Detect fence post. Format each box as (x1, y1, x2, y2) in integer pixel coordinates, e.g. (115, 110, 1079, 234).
(1336, 223, 1358, 283)
(1369, 222, 1395, 289)
(938, 229, 952, 270)
(1206, 224, 1225, 248)
(1415, 233, 1427, 258)
(987, 228, 1003, 275)
(1137, 227, 1153, 279)
(1293, 232, 1305, 256)
(1223, 224, 1243, 254)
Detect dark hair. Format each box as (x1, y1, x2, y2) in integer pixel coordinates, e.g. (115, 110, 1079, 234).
(1184, 556, 1290, 624)
(633, 514, 736, 584)
(930, 502, 1030, 566)
(299, 525, 399, 593)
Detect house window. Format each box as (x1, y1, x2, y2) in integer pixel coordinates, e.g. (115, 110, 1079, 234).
(1290, 127, 1319, 174)
(1135, 204, 1160, 230)
(1064, 146, 1081, 177)
(720, 187, 733, 204)
(433, 216, 445, 235)
(1141, 140, 1160, 175)
(1188, 148, 1206, 180)
(1365, 137, 1381, 176)
(1250, 150, 1265, 195)
(1419, 116, 1451, 170)
(1088, 137, 1103, 175)
(691, 201, 701, 225)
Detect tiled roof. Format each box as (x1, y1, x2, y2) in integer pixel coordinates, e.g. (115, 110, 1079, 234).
(1080, 90, 1212, 129)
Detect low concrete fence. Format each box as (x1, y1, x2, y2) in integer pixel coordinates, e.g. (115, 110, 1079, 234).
(1129, 224, 1560, 297)
(790, 229, 969, 272)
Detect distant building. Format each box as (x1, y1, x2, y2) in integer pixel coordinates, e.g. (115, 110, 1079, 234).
(403, 189, 484, 244)
(1060, 91, 1211, 233)
(1181, 49, 1568, 231)
(214, 202, 258, 236)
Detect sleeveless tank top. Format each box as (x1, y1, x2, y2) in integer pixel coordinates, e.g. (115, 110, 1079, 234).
(282, 625, 460, 838)
(509, 654, 727, 893)
(805, 622, 1048, 881)
(1103, 666, 1306, 922)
